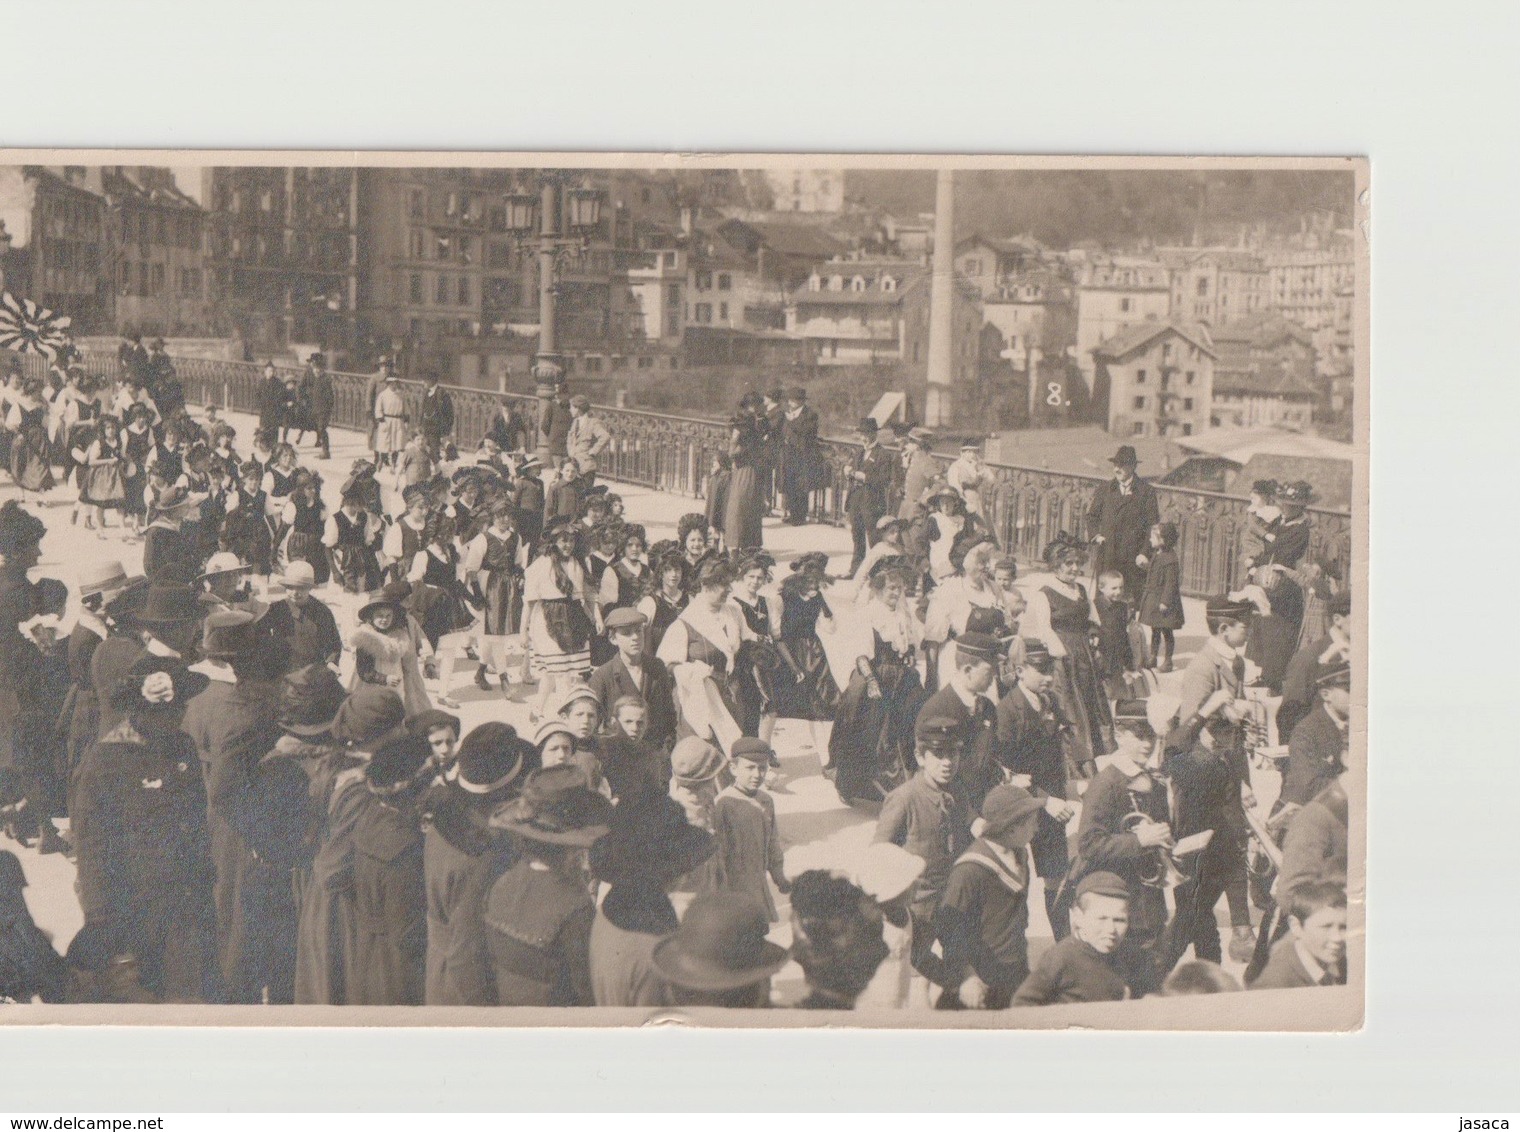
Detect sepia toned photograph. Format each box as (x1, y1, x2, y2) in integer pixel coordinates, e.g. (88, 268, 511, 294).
(0, 152, 1366, 1029)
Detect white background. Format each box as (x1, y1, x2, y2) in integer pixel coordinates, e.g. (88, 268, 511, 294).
(0, 0, 1515, 1111)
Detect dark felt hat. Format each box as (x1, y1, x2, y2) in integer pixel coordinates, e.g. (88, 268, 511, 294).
(454, 723, 532, 796)
(358, 581, 413, 625)
(856, 416, 879, 434)
(365, 732, 432, 795)
(1076, 871, 1130, 902)
(651, 891, 789, 993)
(981, 785, 1046, 840)
(331, 685, 407, 747)
(199, 606, 269, 660)
(1277, 480, 1315, 504)
(914, 715, 964, 754)
(130, 576, 203, 626)
(110, 654, 209, 716)
(490, 765, 614, 847)
(1108, 445, 1140, 468)
(787, 386, 807, 402)
(590, 794, 716, 886)
(407, 708, 462, 739)
(729, 736, 780, 769)
(279, 664, 347, 736)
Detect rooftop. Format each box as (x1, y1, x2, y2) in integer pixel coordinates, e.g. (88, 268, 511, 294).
(1093, 319, 1217, 360)
(984, 425, 1188, 478)
(1210, 310, 1315, 348)
(1214, 359, 1319, 399)
(1175, 425, 1354, 464)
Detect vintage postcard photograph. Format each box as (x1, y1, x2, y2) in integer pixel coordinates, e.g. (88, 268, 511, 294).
(0, 151, 1366, 1030)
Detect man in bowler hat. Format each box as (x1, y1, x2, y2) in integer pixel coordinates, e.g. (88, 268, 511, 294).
(1086, 445, 1160, 601)
(845, 416, 893, 576)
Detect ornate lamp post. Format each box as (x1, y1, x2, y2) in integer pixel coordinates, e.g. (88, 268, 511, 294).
(503, 174, 603, 455)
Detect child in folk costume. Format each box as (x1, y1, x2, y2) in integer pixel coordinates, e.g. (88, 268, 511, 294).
(728, 548, 781, 743)
(523, 518, 599, 717)
(656, 557, 747, 756)
(350, 582, 434, 717)
(119, 404, 155, 537)
(141, 458, 203, 579)
(397, 430, 433, 491)
(323, 482, 385, 595)
(636, 549, 689, 656)
(6, 376, 55, 503)
(712, 738, 792, 921)
(935, 784, 1046, 1009)
(75, 414, 130, 535)
(462, 501, 527, 691)
(1138, 521, 1184, 673)
(382, 484, 431, 584)
(596, 525, 648, 619)
(260, 443, 302, 522)
(224, 461, 275, 578)
(407, 517, 477, 708)
(278, 469, 330, 585)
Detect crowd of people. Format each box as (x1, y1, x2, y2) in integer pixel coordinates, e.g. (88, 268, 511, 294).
(0, 354, 1353, 1012)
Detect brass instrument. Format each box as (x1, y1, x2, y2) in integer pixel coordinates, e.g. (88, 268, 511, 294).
(1122, 808, 1172, 888)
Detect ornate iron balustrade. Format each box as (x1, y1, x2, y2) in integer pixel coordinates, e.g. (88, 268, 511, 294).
(42, 350, 1352, 597)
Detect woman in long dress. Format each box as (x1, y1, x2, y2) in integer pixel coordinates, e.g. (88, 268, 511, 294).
(923, 537, 1015, 691)
(6, 378, 55, 502)
(464, 501, 527, 687)
(828, 559, 927, 804)
(1019, 539, 1112, 778)
(722, 397, 766, 551)
(657, 558, 748, 756)
(729, 549, 780, 742)
(771, 554, 841, 755)
(523, 518, 598, 715)
(76, 414, 130, 534)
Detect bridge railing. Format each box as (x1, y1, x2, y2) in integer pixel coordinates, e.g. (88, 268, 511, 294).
(44, 351, 1352, 597)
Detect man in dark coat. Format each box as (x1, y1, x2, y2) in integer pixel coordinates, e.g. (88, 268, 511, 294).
(588, 609, 677, 751)
(118, 333, 150, 385)
(1278, 662, 1350, 811)
(994, 640, 1075, 934)
(844, 417, 893, 577)
(0, 503, 55, 848)
(301, 353, 334, 460)
(419, 374, 455, 460)
(261, 561, 342, 673)
(1086, 445, 1161, 602)
(541, 387, 573, 459)
(779, 387, 820, 525)
(256, 362, 287, 442)
(1277, 591, 1351, 741)
(188, 610, 291, 1004)
(146, 339, 184, 421)
(760, 389, 785, 507)
(362, 356, 393, 456)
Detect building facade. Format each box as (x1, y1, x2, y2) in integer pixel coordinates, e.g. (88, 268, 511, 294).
(952, 234, 1045, 299)
(785, 261, 922, 367)
(204, 167, 360, 359)
(1092, 320, 1216, 439)
(1073, 256, 1171, 390)
(102, 167, 212, 337)
(761, 169, 845, 213)
(0, 166, 111, 333)
(1159, 247, 1269, 326)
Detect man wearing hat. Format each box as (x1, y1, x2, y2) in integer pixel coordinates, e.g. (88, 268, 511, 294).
(300, 352, 334, 460)
(914, 632, 1003, 807)
(844, 416, 892, 576)
(1277, 590, 1352, 742)
(60, 561, 141, 799)
(262, 560, 342, 673)
(936, 783, 1048, 1007)
(566, 394, 611, 485)
(92, 565, 203, 738)
(946, 436, 995, 521)
(875, 714, 975, 988)
(758, 388, 785, 507)
(1012, 871, 1131, 1006)
(779, 386, 820, 526)
(589, 607, 677, 751)
(1085, 444, 1160, 602)
(423, 722, 531, 1006)
(588, 794, 716, 1007)
(362, 355, 394, 457)
(650, 890, 789, 1008)
(145, 337, 184, 421)
(994, 638, 1076, 934)
(482, 764, 614, 1006)
(418, 372, 455, 461)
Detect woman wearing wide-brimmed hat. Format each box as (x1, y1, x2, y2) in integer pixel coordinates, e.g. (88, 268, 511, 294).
(350, 580, 433, 716)
(481, 765, 613, 1006)
(72, 655, 220, 1002)
(587, 794, 716, 1007)
(650, 890, 788, 1008)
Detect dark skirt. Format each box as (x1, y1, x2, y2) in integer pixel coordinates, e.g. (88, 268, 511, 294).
(10, 433, 53, 492)
(1051, 628, 1113, 772)
(333, 546, 383, 595)
(285, 531, 332, 586)
(771, 636, 840, 721)
(482, 570, 524, 637)
(411, 583, 476, 650)
(723, 465, 764, 550)
(733, 638, 781, 736)
(81, 462, 127, 509)
(829, 656, 924, 800)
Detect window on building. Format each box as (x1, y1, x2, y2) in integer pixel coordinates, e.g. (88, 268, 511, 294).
(637, 356, 654, 370)
(1181, 423, 1193, 436)
(1135, 369, 1147, 384)
(1131, 422, 1146, 436)
(458, 277, 471, 305)
(695, 271, 712, 291)
(808, 274, 821, 292)
(881, 276, 896, 292)
(669, 357, 679, 369)
(966, 257, 982, 276)
(437, 275, 449, 304)
(138, 262, 150, 293)
(828, 275, 843, 291)
(666, 284, 681, 310)
(584, 356, 602, 374)
(458, 319, 471, 335)
(409, 273, 423, 304)
(1119, 297, 1132, 312)
(718, 302, 729, 321)
(1196, 277, 1208, 296)
(1133, 395, 1146, 410)
(851, 276, 866, 292)
(694, 303, 713, 324)
(664, 252, 678, 269)
(1185, 370, 1196, 385)
(1183, 397, 1194, 411)
(409, 189, 425, 219)
(717, 273, 731, 291)
(410, 318, 422, 336)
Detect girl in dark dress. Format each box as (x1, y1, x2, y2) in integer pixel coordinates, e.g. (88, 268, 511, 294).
(120, 406, 155, 537)
(1138, 521, 1185, 672)
(729, 549, 780, 742)
(723, 398, 766, 551)
(703, 451, 731, 545)
(1243, 564, 1305, 695)
(280, 471, 330, 585)
(226, 461, 275, 578)
(596, 526, 648, 619)
(7, 379, 54, 501)
(772, 553, 841, 754)
(77, 415, 129, 534)
(828, 559, 926, 804)
(636, 550, 688, 656)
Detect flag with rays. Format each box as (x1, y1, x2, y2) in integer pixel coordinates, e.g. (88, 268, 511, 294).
(0, 292, 72, 360)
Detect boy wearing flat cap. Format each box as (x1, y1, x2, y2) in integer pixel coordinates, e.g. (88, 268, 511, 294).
(1012, 871, 1131, 1006)
(1178, 595, 1255, 738)
(936, 783, 1047, 1008)
(1279, 662, 1350, 812)
(916, 631, 1003, 808)
(1277, 590, 1352, 742)
(875, 715, 975, 988)
(713, 737, 791, 921)
(589, 606, 677, 751)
